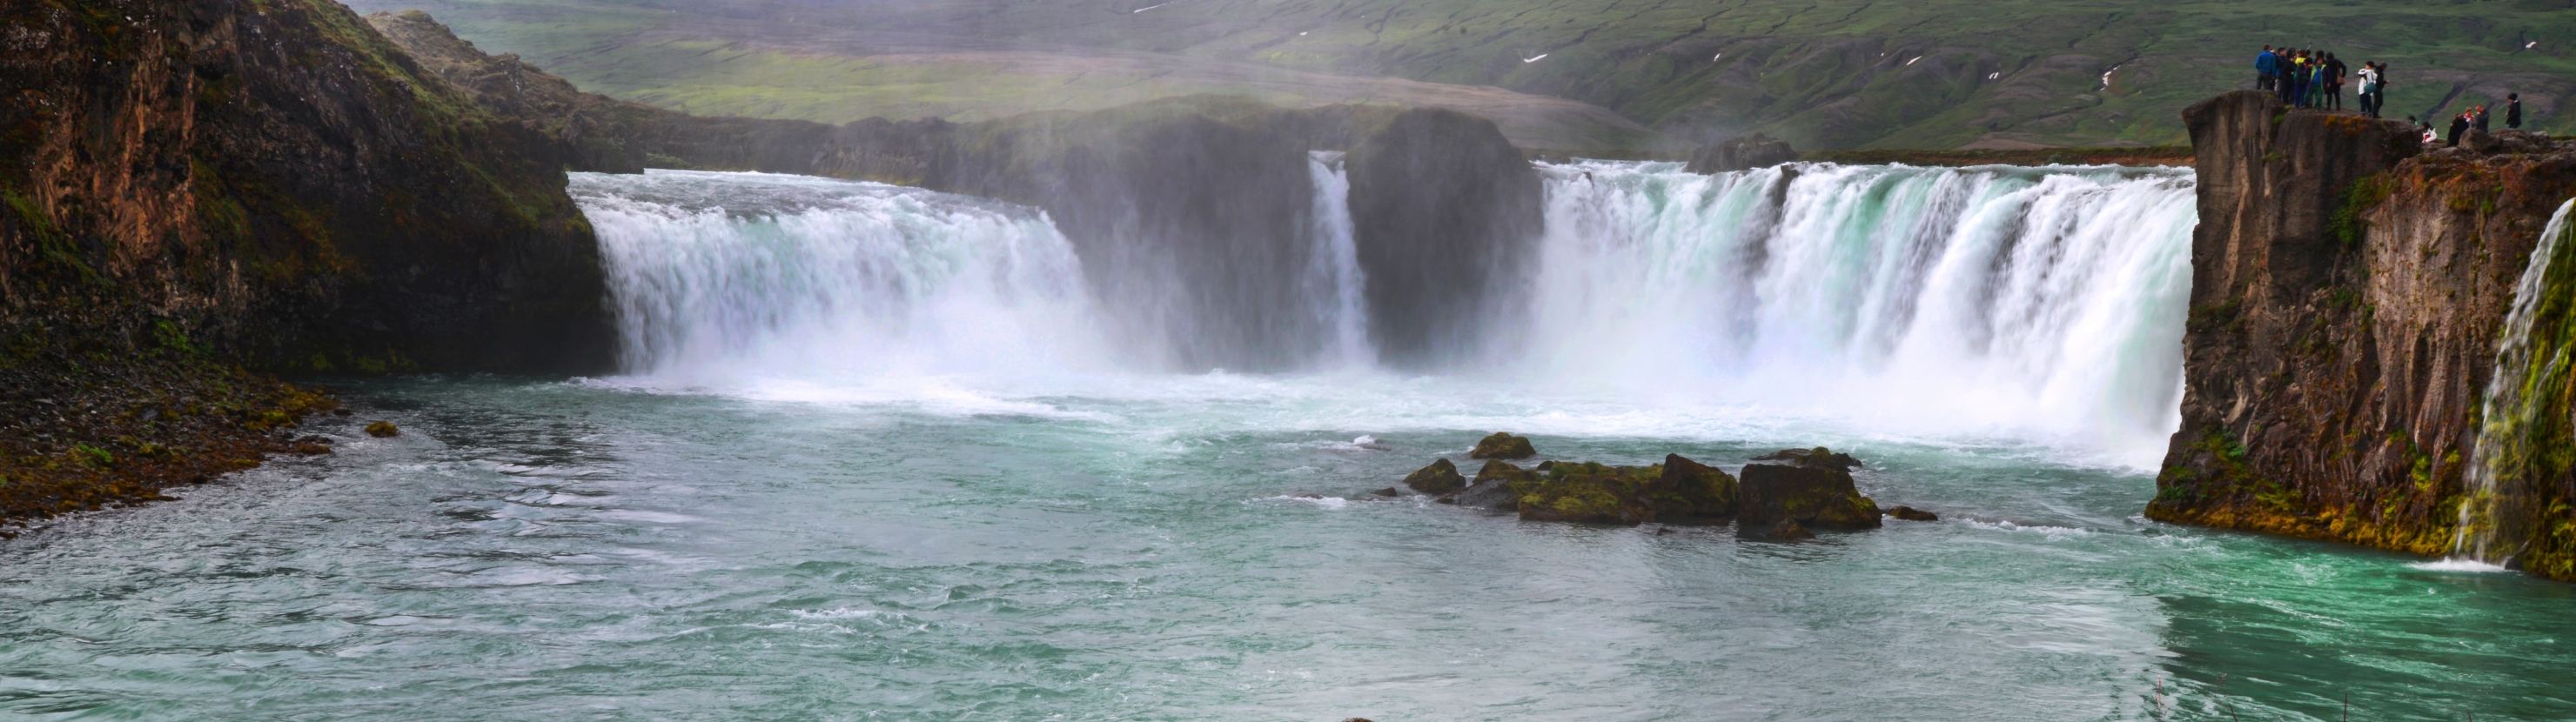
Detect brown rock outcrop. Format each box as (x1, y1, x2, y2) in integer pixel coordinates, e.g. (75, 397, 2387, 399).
(2151, 91, 2576, 578)
(1737, 463, 1881, 532)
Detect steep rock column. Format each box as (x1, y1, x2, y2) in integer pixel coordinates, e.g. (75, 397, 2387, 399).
(1345, 108, 1543, 369)
(2152, 90, 2576, 578)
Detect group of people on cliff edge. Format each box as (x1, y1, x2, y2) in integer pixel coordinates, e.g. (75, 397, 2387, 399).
(2427, 95, 2525, 146)
(2258, 45, 2530, 146)
(2256, 45, 2385, 116)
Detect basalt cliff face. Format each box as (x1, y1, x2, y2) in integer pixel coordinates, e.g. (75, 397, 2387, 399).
(2153, 90, 2576, 579)
(0, 0, 616, 523)
(1, 0, 612, 374)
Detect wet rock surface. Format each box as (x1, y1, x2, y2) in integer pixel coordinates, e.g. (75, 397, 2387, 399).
(1751, 446, 1862, 472)
(1885, 505, 1939, 522)
(1402, 458, 1467, 495)
(1469, 432, 1538, 459)
(0, 348, 339, 529)
(1737, 458, 1882, 532)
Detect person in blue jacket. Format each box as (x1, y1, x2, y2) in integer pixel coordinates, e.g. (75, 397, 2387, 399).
(2256, 46, 2279, 91)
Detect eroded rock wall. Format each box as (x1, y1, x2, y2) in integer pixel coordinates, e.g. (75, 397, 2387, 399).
(2153, 90, 2576, 578)
(1345, 108, 1544, 370)
(1, 0, 613, 373)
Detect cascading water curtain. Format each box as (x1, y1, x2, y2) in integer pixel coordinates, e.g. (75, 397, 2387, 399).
(1302, 151, 1373, 369)
(1524, 161, 2198, 460)
(571, 170, 1102, 384)
(2452, 199, 2576, 567)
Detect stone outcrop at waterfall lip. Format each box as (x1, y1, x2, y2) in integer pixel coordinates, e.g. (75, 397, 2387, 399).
(1470, 432, 1539, 459)
(2150, 90, 2576, 580)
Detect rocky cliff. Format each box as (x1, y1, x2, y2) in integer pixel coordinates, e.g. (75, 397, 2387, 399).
(2152, 90, 2576, 579)
(1, 0, 614, 522)
(2, 0, 613, 374)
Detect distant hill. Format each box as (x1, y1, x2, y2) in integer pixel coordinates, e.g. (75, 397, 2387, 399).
(345, 0, 2576, 150)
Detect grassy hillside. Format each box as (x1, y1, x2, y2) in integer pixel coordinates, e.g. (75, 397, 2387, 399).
(345, 0, 2576, 150)
(334, 0, 1676, 150)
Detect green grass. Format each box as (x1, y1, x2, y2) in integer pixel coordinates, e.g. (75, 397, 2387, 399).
(345, 0, 2576, 150)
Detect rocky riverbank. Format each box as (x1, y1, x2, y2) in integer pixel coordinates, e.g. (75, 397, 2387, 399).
(2150, 90, 2576, 580)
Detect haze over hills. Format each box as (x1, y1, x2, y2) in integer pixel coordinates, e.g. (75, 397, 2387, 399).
(323, 0, 2576, 149)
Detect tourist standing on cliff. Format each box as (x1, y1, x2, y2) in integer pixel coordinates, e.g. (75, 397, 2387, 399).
(2324, 53, 2347, 110)
(2448, 111, 2471, 146)
(2287, 50, 2308, 104)
(2508, 94, 2524, 129)
(2308, 58, 2328, 109)
(2256, 46, 2279, 91)
(2296, 50, 2315, 105)
(2475, 104, 2492, 133)
(2357, 63, 2381, 117)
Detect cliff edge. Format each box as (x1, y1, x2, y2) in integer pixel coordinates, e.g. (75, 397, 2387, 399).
(1, 0, 614, 524)
(2153, 90, 2576, 579)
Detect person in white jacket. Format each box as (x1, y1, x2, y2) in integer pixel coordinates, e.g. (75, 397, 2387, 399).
(2356, 64, 2381, 117)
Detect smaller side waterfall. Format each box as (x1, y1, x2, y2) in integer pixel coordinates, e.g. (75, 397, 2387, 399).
(1302, 151, 1372, 368)
(2452, 199, 2576, 565)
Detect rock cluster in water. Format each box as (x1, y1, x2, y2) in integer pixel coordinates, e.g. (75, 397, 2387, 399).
(1392, 434, 1905, 538)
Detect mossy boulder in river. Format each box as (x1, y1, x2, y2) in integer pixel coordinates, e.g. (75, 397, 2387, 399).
(1636, 453, 1738, 524)
(1402, 458, 1467, 495)
(1469, 432, 1537, 459)
(1440, 459, 1532, 509)
(1738, 462, 1882, 532)
(1507, 454, 1738, 525)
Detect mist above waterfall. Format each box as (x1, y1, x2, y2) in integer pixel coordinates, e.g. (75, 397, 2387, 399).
(569, 160, 2196, 463)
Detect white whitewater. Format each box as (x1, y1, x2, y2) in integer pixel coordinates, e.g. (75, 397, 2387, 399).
(568, 160, 2198, 464)
(572, 170, 1106, 390)
(2448, 198, 2576, 565)
(1521, 161, 2198, 460)
(1301, 152, 1372, 369)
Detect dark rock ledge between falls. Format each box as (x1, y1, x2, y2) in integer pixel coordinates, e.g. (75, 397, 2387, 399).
(1365, 434, 1919, 540)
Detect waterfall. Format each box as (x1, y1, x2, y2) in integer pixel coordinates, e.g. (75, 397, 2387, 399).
(1519, 161, 2198, 459)
(568, 161, 2197, 460)
(2451, 199, 2576, 565)
(1302, 152, 1374, 368)
(573, 170, 1105, 384)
